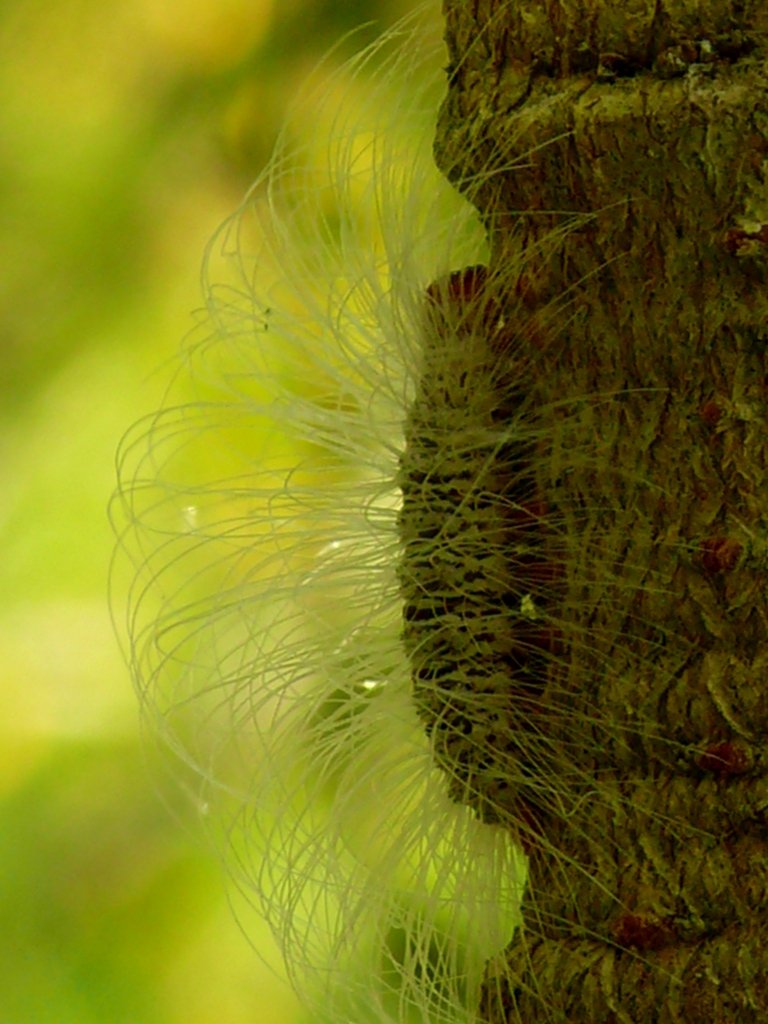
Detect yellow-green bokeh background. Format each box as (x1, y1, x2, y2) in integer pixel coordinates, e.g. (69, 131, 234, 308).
(0, 1, 430, 1021)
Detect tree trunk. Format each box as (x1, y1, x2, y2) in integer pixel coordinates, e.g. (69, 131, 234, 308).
(422, 1, 768, 1020)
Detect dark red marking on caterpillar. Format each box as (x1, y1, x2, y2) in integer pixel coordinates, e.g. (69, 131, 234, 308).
(424, 265, 500, 336)
(425, 264, 489, 306)
(513, 269, 550, 310)
(508, 497, 549, 525)
(510, 798, 546, 856)
(424, 265, 556, 358)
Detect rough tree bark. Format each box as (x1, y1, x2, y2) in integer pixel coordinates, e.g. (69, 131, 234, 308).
(429, 1, 768, 1020)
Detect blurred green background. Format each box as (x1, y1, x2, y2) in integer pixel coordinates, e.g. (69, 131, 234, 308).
(0, 1, 434, 1021)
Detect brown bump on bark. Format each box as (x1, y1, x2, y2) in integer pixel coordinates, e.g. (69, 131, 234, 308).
(697, 741, 752, 776)
(612, 913, 676, 952)
(723, 224, 768, 256)
(700, 536, 742, 574)
(699, 400, 722, 427)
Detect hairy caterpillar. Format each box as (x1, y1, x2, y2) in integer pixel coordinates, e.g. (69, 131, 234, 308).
(111, 2, 768, 1023)
(113, 12, 524, 1023)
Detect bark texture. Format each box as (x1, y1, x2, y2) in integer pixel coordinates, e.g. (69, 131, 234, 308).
(429, 1, 768, 1020)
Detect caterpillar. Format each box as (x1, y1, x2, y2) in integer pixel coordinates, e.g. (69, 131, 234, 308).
(111, 2, 768, 1023)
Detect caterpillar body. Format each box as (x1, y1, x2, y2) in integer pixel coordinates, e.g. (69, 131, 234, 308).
(399, 265, 561, 844)
(111, 3, 768, 1023)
